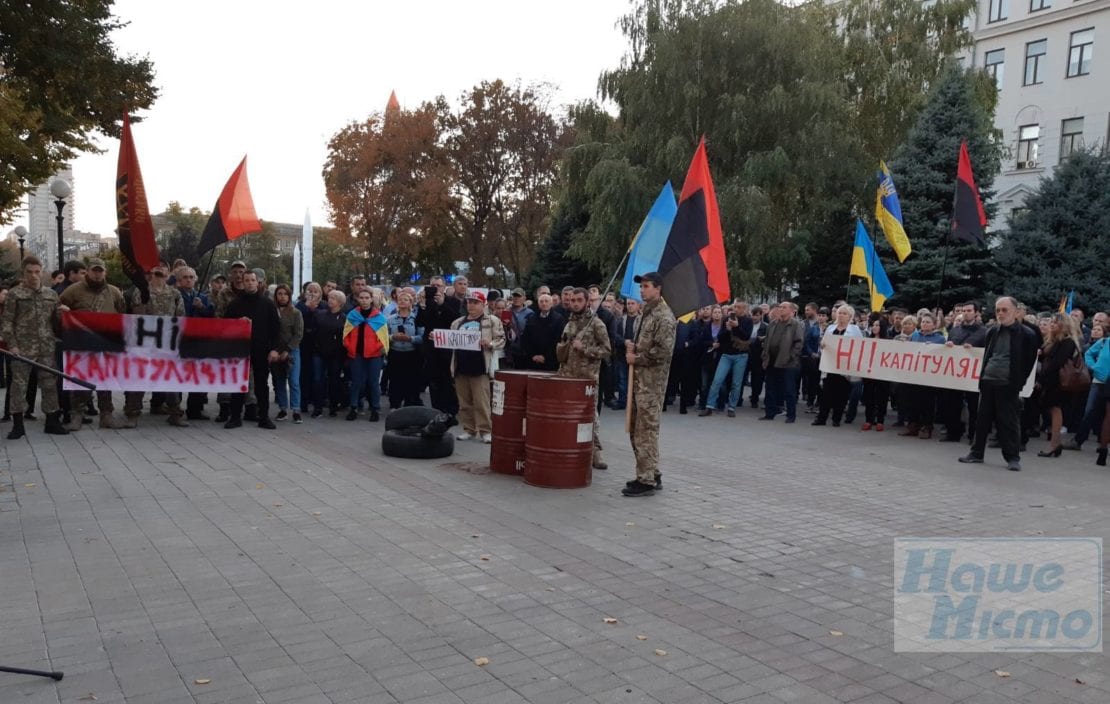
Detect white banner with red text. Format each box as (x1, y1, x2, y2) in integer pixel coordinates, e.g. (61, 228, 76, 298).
(819, 336, 1035, 397)
(430, 328, 482, 351)
(61, 311, 252, 392)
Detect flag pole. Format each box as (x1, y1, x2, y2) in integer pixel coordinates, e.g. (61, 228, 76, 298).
(197, 243, 219, 292)
(602, 247, 632, 300)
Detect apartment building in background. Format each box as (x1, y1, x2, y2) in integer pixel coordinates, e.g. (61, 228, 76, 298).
(25, 166, 75, 266)
(971, 0, 1109, 225)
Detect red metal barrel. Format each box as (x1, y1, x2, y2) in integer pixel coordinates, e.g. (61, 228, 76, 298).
(523, 376, 596, 489)
(490, 370, 553, 475)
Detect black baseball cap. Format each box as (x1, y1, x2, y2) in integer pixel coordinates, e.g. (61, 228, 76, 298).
(633, 271, 663, 286)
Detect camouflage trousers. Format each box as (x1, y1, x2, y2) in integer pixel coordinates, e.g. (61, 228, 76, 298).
(8, 354, 59, 415)
(630, 390, 662, 484)
(125, 391, 183, 418)
(71, 390, 115, 415)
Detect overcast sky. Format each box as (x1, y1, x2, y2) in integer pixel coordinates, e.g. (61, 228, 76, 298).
(39, 0, 631, 237)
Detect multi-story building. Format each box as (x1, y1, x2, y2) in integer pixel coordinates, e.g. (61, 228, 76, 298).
(971, 0, 1109, 224)
(25, 166, 75, 268)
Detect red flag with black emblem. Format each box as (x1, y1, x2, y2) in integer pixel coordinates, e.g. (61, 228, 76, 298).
(197, 156, 262, 256)
(657, 137, 730, 319)
(116, 115, 160, 301)
(951, 140, 988, 246)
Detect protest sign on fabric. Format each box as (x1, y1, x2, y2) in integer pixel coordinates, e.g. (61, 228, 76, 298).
(430, 328, 482, 351)
(819, 336, 1035, 397)
(61, 312, 252, 392)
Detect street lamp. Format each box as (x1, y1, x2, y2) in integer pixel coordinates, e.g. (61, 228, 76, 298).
(49, 177, 72, 271)
(13, 225, 27, 260)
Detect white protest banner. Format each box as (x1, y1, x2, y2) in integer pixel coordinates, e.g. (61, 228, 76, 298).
(431, 328, 482, 351)
(61, 311, 252, 392)
(819, 336, 1035, 397)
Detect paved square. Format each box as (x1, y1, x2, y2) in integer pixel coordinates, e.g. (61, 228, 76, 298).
(1, 398, 1108, 703)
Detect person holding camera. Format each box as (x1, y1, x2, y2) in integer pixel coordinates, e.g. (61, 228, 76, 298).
(698, 300, 754, 418)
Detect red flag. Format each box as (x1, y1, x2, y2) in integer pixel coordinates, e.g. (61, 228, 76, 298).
(952, 140, 988, 246)
(197, 157, 262, 256)
(115, 114, 159, 300)
(657, 136, 730, 319)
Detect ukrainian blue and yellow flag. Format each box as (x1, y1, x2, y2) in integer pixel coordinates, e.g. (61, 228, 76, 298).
(343, 307, 390, 358)
(850, 220, 895, 312)
(875, 161, 911, 262)
(621, 182, 678, 302)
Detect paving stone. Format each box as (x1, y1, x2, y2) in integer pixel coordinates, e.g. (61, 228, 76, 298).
(2, 393, 1106, 703)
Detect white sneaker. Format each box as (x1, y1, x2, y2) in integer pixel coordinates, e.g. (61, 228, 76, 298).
(456, 432, 473, 441)
(480, 433, 492, 444)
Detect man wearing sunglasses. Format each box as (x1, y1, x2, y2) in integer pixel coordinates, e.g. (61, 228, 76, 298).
(122, 263, 188, 428)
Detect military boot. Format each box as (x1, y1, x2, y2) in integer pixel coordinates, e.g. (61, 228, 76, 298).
(7, 413, 25, 440)
(67, 413, 85, 431)
(120, 415, 139, 429)
(591, 452, 608, 470)
(44, 412, 69, 435)
(99, 413, 120, 429)
(215, 403, 230, 423)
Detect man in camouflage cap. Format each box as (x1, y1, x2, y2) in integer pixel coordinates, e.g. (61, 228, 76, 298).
(556, 287, 612, 469)
(121, 262, 188, 429)
(59, 256, 126, 428)
(0, 256, 69, 438)
(622, 272, 676, 497)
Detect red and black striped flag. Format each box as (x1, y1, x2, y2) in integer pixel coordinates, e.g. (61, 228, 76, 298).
(178, 317, 252, 359)
(197, 157, 262, 256)
(62, 312, 127, 353)
(116, 115, 160, 301)
(657, 137, 730, 319)
(952, 140, 988, 246)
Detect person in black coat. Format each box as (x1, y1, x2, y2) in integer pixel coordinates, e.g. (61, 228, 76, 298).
(313, 290, 347, 417)
(681, 306, 715, 413)
(224, 271, 281, 429)
(416, 276, 463, 415)
(521, 293, 565, 371)
(960, 297, 1041, 471)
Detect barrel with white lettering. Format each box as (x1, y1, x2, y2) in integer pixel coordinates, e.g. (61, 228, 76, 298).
(489, 370, 553, 475)
(523, 376, 595, 489)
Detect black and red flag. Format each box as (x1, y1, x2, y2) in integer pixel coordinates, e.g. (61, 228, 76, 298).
(197, 157, 262, 256)
(178, 317, 252, 359)
(116, 115, 160, 301)
(657, 136, 730, 319)
(951, 140, 988, 246)
(61, 311, 127, 353)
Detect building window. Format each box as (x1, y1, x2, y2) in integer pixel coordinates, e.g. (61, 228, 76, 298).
(985, 48, 1005, 89)
(1010, 207, 1029, 225)
(1017, 124, 1040, 168)
(1030, 0, 1050, 10)
(989, 0, 1008, 22)
(1060, 117, 1084, 159)
(1024, 39, 1047, 85)
(1067, 29, 1093, 77)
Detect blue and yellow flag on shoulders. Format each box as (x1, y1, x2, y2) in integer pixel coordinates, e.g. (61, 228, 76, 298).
(875, 161, 911, 263)
(850, 220, 895, 312)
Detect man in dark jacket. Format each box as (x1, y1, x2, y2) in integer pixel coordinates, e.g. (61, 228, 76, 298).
(700, 301, 754, 417)
(960, 296, 1040, 471)
(521, 293, 565, 371)
(417, 276, 463, 416)
(761, 302, 805, 422)
(224, 270, 281, 430)
(941, 301, 989, 443)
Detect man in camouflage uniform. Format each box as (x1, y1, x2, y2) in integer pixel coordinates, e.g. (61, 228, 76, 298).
(59, 256, 127, 428)
(556, 287, 612, 470)
(0, 256, 69, 439)
(622, 272, 676, 497)
(121, 263, 188, 429)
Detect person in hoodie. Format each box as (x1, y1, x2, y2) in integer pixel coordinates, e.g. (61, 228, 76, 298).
(343, 288, 389, 422)
(272, 284, 304, 424)
(223, 270, 281, 430)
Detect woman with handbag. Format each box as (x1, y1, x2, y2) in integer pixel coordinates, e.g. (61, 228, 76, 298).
(1038, 313, 1085, 457)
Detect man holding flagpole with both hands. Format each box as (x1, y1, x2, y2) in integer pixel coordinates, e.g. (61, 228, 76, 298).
(623, 272, 677, 497)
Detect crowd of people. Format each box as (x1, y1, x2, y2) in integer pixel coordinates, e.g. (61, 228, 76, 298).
(2, 253, 1108, 476)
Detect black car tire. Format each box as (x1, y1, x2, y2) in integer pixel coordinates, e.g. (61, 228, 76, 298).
(384, 407, 442, 431)
(381, 428, 455, 459)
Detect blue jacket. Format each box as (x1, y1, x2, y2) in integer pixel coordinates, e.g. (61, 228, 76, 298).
(179, 289, 214, 317)
(387, 311, 424, 353)
(802, 319, 822, 356)
(1085, 338, 1110, 383)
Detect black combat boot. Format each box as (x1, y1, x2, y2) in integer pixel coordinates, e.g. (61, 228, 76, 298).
(44, 412, 69, 435)
(215, 403, 230, 423)
(7, 413, 26, 440)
